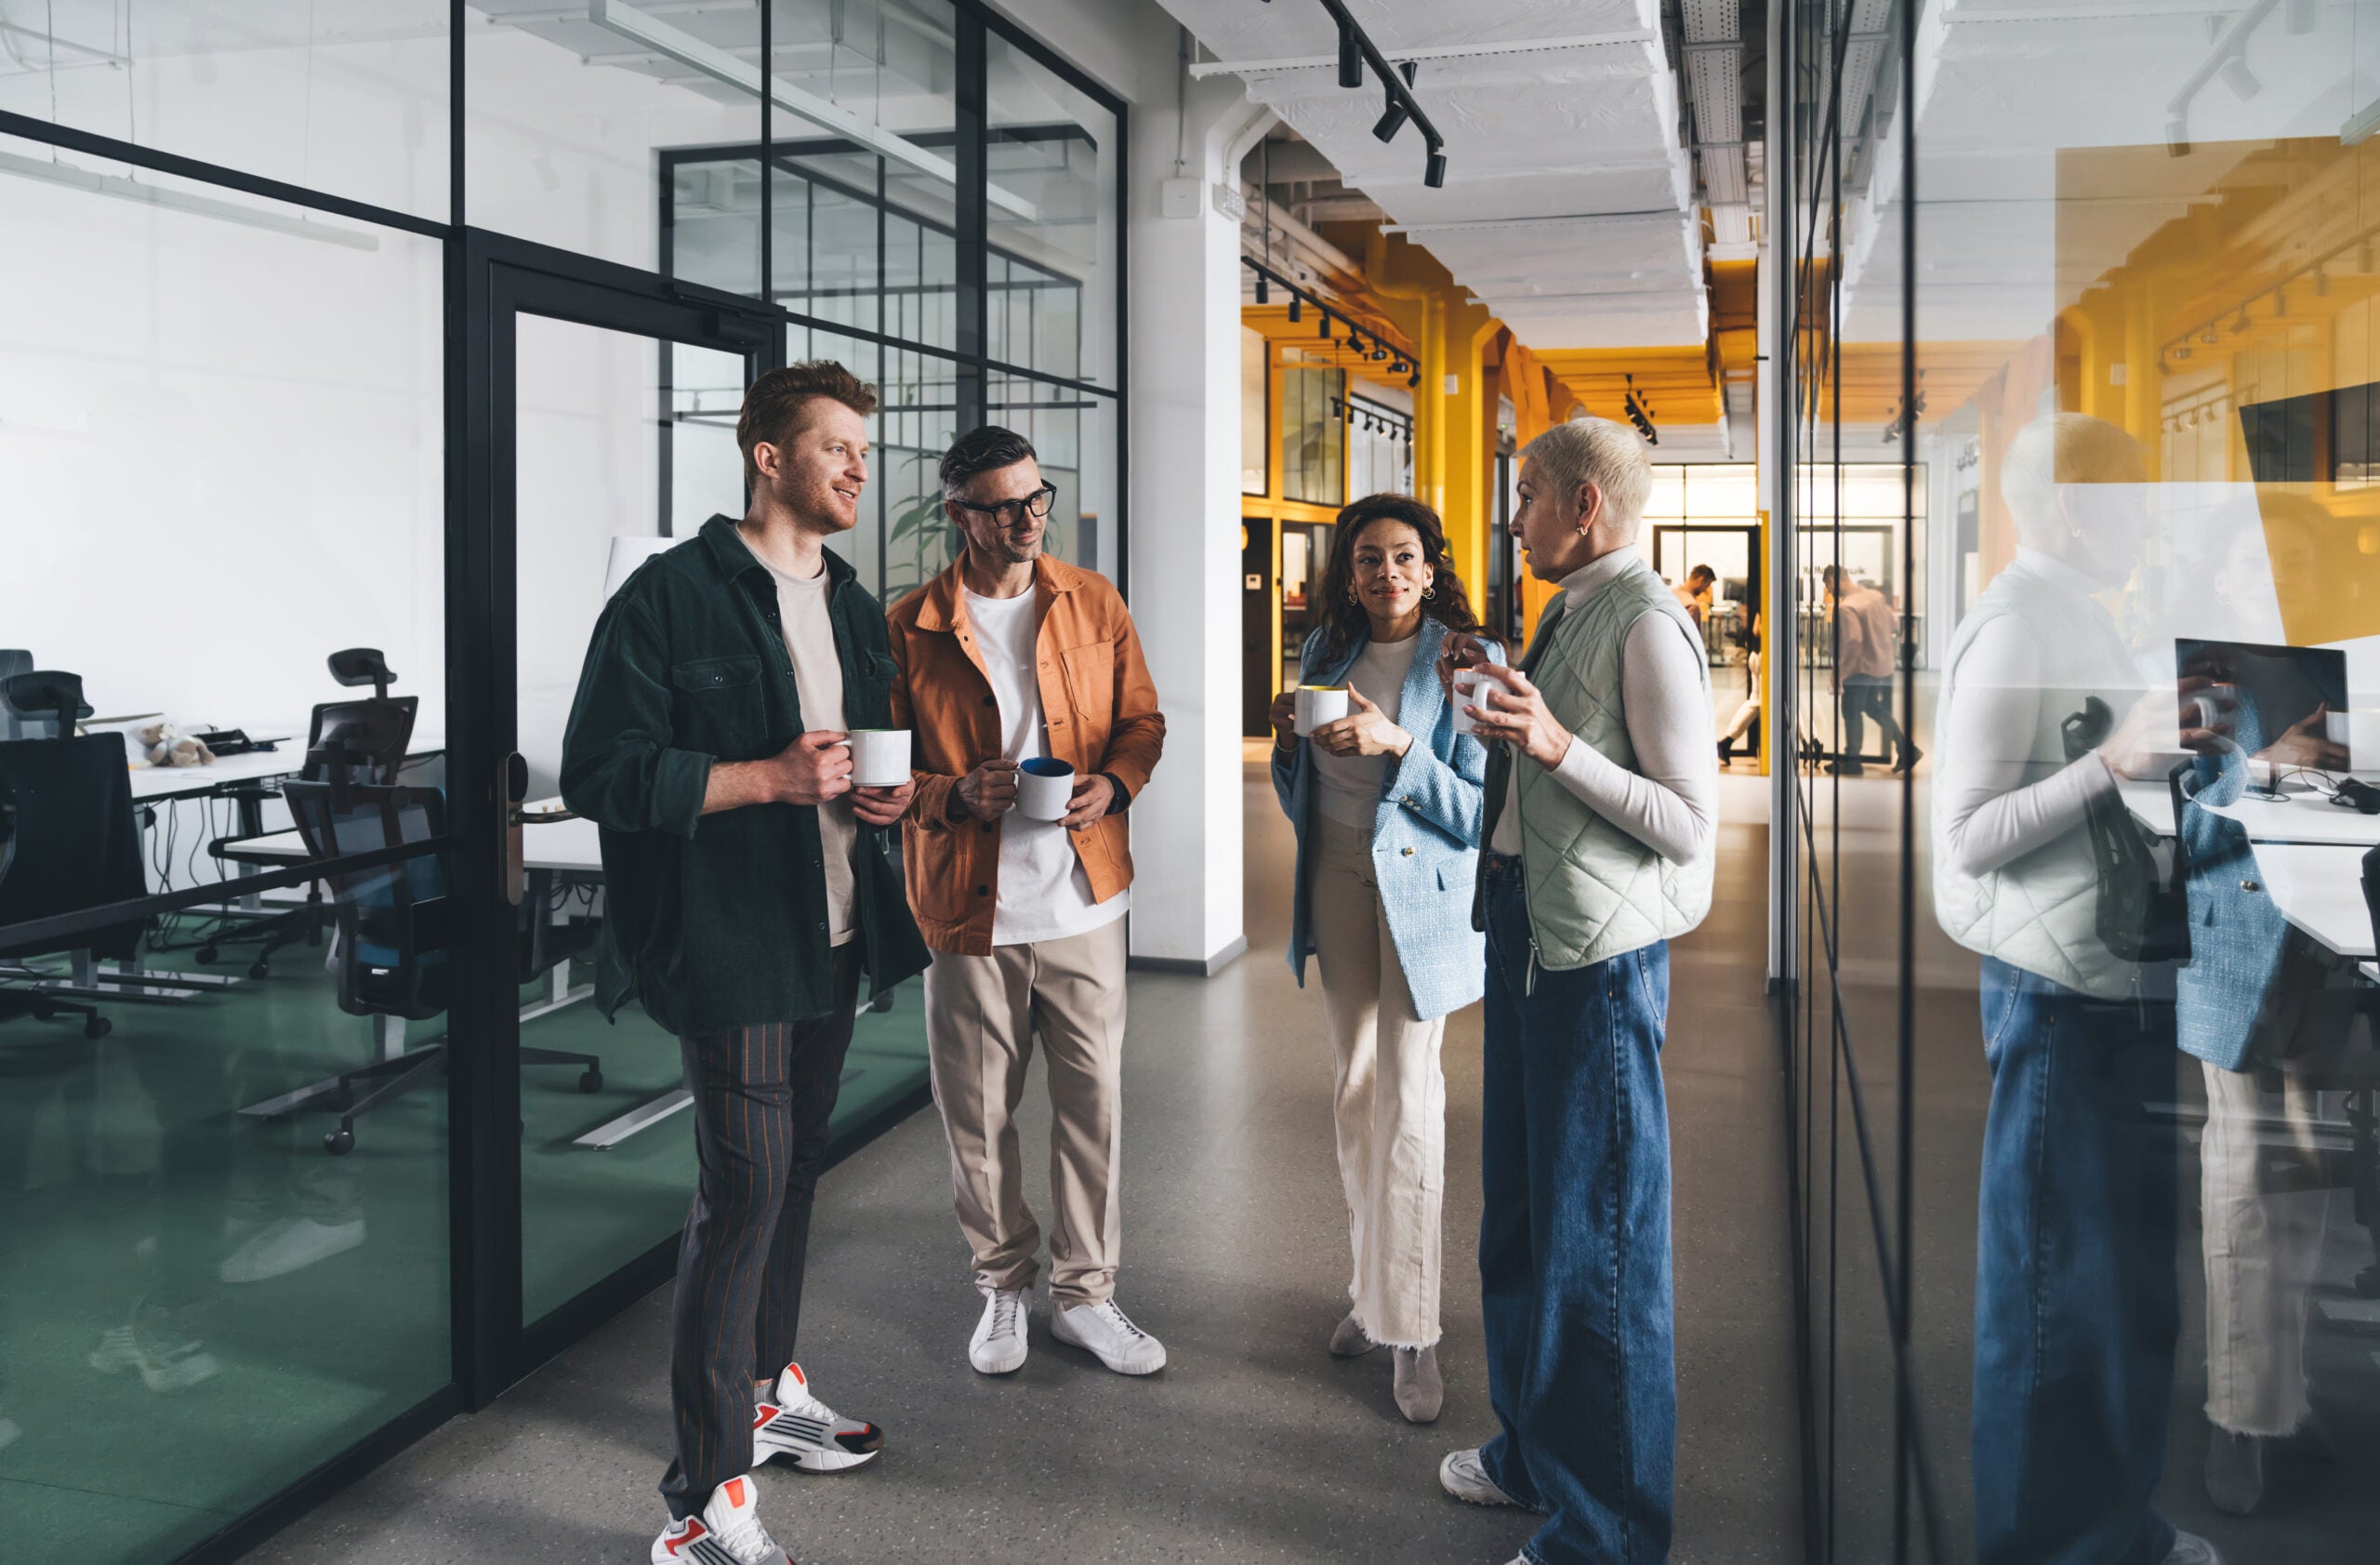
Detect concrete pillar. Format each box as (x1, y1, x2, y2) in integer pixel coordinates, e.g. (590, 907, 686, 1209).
(1117, 9, 1264, 972)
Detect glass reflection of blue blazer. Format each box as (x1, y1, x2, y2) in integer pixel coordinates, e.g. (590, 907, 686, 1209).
(1271, 617, 1501, 1022)
(2176, 709, 2281, 1073)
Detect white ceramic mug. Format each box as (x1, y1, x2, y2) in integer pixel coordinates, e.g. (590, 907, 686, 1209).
(847, 729, 911, 789)
(1451, 668, 1488, 736)
(1016, 756, 1076, 820)
(1294, 684, 1350, 736)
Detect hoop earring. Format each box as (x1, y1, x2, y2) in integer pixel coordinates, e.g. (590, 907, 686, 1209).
(1423, 584, 1437, 600)
(1346, 587, 1360, 603)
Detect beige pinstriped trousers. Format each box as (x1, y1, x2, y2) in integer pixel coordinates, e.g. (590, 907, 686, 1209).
(924, 916, 1130, 1307)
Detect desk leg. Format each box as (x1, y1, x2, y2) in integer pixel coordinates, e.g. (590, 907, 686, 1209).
(100, 935, 245, 993)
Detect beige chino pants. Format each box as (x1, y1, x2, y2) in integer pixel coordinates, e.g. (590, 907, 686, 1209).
(1310, 816, 1448, 1348)
(924, 916, 1129, 1307)
(2199, 1062, 2331, 1437)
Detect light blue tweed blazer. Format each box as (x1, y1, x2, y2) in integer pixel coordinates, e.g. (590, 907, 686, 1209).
(2176, 711, 2286, 1073)
(1271, 617, 1501, 1020)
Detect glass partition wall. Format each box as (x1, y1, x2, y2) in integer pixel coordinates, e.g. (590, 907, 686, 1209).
(0, 4, 1121, 1560)
(1778, 2, 2380, 1561)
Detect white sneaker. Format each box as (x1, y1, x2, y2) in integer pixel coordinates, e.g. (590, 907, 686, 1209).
(1049, 1297, 1167, 1375)
(651, 1473, 791, 1564)
(750, 1362, 882, 1473)
(1439, 1446, 1527, 1508)
(86, 1309, 218, 1394)
(970, 1288, 1030, 1375)
(2163, 1532, 2224, 1565)
(218, 1215, 364, 1284)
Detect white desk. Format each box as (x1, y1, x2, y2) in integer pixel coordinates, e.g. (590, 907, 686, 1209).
(2121, 779, 2179, 840)
(2247, 842, 2375, 960)
(126, 744, 301, 801)
(2204, 790, 2380, 848)
(231, 804, 599, 874)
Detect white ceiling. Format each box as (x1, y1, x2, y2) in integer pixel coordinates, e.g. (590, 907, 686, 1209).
(1158, 0, 1711, 351)
(1836, 0, 2380, 346)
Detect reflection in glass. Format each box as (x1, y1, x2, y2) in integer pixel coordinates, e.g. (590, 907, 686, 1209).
(0, 153, 448, 1560)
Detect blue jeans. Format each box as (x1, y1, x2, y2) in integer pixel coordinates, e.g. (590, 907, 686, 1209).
(1973, 957, 2179, 1565)
(1478, 857, 1674, 1565)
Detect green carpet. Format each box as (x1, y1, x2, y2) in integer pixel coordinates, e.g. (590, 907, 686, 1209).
(0, 913, 927, 1563)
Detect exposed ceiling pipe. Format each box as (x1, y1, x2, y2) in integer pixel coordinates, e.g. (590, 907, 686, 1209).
(1187, 28, 1657, 77)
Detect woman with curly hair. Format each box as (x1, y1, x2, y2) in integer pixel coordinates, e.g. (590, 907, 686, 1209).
(1267, 493, 1503, 1423)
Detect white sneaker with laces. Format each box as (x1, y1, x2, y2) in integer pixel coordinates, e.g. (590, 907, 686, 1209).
(1439, 1446, 1527, 1508)
(651, 1473, 791, 1565)
(218, 1215, 365, 1284)
(2163, 1532, 2224, 1565)
(970, 1288, 1030, 1375)
(750, 1362, 882, 1473)
(1049, 1297, 1167, 1374)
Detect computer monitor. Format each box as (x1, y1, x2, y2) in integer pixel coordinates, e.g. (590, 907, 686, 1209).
(2174, 638, 2347, 772)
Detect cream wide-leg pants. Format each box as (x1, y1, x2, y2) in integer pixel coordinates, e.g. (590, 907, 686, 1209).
(2199, 1061, 2332, 1437)
(1308, 815, 1448, 1349)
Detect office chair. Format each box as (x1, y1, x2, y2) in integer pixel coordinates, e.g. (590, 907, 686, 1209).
(279, 779, 601, 1156)
(0, 671, 144, 1041)
(0, 650, 44, 741)
(201, 649, 418, 977)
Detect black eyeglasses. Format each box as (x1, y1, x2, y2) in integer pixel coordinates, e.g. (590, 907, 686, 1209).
(948, 483, 1057, 527)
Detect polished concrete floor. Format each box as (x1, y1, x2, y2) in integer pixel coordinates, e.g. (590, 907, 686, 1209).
(244, 768, 1800, 1563)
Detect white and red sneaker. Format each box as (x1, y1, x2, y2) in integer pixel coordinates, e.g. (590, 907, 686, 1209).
(650, 1473, 790, 1565)
(750, 1361, 884, 1473)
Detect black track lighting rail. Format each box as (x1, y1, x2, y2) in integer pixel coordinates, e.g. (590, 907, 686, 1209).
(1302, 0, 1448, 188)
(1241, 255, 1421, 387)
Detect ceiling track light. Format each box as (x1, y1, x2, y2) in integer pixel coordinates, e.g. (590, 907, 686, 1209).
(1255, 272, 1269, 305)
(2220, 51, 2260, 101)
(1312, 0, 1448, 191)
(1373, 60, 1419, 143)
(1319, 309, 1333, 339)
(1289, 295, 1302, 323)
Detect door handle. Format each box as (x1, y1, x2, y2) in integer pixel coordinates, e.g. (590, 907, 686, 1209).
(503, 750, 530, 907)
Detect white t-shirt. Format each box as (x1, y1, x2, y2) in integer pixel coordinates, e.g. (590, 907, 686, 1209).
(963, 586, 1128, 947)
(767, 559, 857, 947)
(1309, 631, 1417, 829)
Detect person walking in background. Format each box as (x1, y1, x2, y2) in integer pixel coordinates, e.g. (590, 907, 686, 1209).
(562, 362, 932, 1565)
(1671, 563, 1715, 629)
(1435, 418, 1717, 1565)
(1717, 609, 1762, 766)
(1824, 564, 1918, 774)
(1931, 414, 2214, 1565)
(1266, 494, 1502, 1425)
(886, 425, 1167, 1381)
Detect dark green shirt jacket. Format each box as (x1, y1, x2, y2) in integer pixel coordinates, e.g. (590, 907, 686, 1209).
(560, 514, 932, 1036)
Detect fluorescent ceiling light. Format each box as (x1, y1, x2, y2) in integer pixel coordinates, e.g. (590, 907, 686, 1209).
(587, 0, 1038, 222)
(0, 149, 380, 249)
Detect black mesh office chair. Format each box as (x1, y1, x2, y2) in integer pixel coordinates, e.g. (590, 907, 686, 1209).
(0, 672, 144, 1040)
(280, 779, 601, 1156)
(201, 649, 418, 977)
(0, 650, 45, 741)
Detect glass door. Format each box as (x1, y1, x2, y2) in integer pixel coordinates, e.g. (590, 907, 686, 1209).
(458, 245, 777, 1379)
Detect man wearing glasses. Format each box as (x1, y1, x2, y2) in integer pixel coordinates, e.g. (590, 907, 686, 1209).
(885, 425, 1168, 1380)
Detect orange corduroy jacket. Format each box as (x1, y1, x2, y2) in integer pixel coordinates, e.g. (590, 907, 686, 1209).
(885, 554, 1166, 955)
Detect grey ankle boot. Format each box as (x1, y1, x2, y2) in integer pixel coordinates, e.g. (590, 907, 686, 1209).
(2203, 1427, 2267, 1517)
(1394, 1346, 1443, 1424)
(1329, 1312, 1377, 1357)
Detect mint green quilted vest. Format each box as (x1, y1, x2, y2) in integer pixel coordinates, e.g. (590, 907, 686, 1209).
(1515, 556, 1715, 969)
